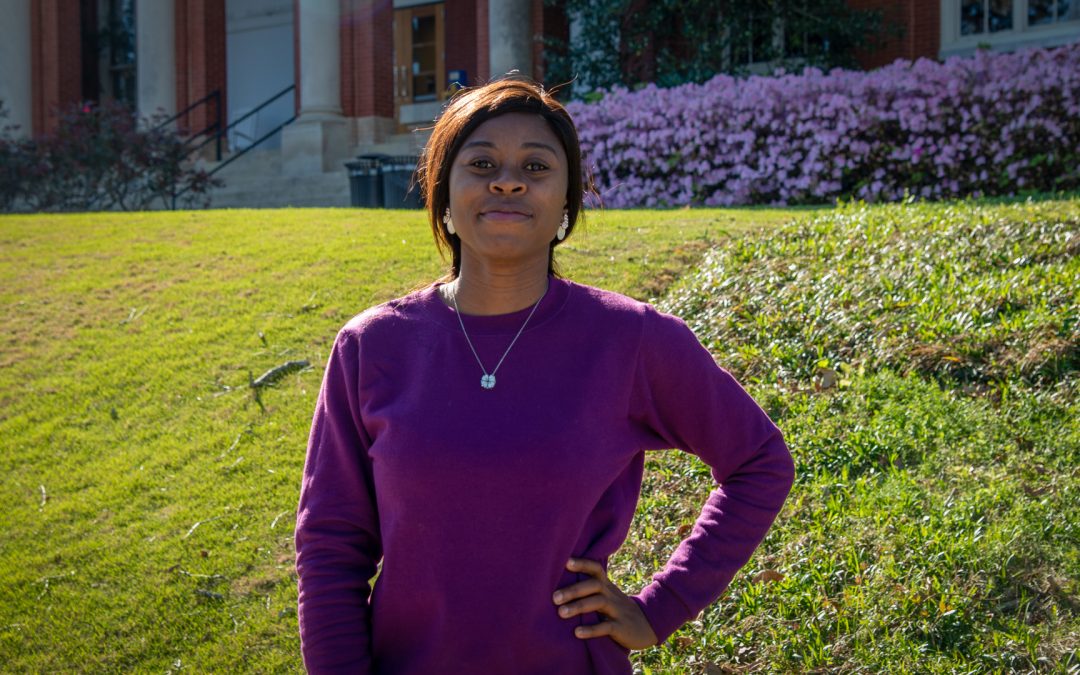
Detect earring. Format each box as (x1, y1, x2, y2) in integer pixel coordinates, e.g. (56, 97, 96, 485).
(443, 207, 456, 235)
(556, 211, 569, 241)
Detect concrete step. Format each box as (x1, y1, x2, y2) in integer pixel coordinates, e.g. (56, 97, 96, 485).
(197, 140, 426, 208)
(214, 169, 346, 188)
(208, 185, 350, 209)
(207, 167, 351, 208)
(201, 148, 283, 179)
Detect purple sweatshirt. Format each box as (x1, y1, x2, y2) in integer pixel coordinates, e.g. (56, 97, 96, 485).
(296, 276, 794, 674)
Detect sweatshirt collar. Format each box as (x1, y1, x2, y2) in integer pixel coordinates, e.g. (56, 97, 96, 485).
(424, 275, 571, 335)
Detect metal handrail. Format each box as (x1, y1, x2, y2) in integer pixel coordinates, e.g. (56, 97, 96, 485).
(170, 84, 298, 209)
(223, 84, 295, 138)
(206, 113, 297, 177)
(156, 89, 223, 161)
(155, 89, 219, 130)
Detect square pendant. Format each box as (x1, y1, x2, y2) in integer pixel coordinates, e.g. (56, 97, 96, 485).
(480, 374, 496, 389)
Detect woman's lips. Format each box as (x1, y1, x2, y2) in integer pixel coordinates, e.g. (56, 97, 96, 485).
(481, 210, 531, 222)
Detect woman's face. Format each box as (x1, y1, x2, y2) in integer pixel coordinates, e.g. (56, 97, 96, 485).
(447, 112, 569, 270)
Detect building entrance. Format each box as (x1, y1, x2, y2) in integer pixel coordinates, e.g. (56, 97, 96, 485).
(393, 3, 446, 130)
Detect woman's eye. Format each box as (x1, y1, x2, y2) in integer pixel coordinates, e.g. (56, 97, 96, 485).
(526, 162, 549, 172)
(471, 159, 494, 169)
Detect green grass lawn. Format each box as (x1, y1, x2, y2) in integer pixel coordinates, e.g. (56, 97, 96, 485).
(0, 206, 799, 672)
(627, 199, 1079, 673)
(0, 200, 1075, 673)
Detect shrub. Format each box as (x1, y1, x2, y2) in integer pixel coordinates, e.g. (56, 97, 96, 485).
(0, 99, 221, 212)
(544, 0, 889, 95)
(568, 44, 1080, 207)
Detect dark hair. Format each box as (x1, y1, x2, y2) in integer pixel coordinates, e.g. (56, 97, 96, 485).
(416, 76, 594, 279)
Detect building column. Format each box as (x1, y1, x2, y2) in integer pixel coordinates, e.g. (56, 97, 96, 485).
(341, 0, 394, 147)
(137, 0, 176, 123)
(488, 0, 532, 79)
(282, 0, 348, 174)
(0, 0, 33, 137)
(29, 0, 82, 136)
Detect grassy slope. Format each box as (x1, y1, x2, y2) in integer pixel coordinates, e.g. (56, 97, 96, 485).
(2, 201, 1074, 673)
(0, 206, 801, 672)
(622, 199, 1078, 673)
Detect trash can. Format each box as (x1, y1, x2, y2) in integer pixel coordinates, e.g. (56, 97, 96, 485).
(380, 155, 424, 209)
(345, 154, 388, 208)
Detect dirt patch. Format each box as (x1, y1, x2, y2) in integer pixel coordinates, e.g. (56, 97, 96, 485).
(642, 239, 716, 298)
(230, 563, 293, 598)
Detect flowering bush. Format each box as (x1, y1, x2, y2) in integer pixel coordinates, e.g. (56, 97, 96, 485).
(568, 44, 1080, 207)
(0, 99, 220, 212)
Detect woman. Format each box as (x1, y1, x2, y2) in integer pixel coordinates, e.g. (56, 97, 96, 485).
(295, 77, 794, 674)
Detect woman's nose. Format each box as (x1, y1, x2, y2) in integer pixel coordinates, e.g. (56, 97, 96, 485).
(489, 168, 526, 194)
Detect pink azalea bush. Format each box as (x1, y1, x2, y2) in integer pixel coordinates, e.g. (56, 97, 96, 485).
(567, 44, 1080, 207)
(0, 99, 220, 212)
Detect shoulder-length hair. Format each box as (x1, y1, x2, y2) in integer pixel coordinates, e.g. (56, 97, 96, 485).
(416, 76, 595, 279)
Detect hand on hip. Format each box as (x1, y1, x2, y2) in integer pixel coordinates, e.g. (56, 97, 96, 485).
(552, 557, 659, 651)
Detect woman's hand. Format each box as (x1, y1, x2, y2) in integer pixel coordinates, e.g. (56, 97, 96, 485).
(552, 557, 659, 650)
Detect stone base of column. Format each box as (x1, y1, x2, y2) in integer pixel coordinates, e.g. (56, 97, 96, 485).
(281, 117, 351, 175)
(351, 116, 397, 148)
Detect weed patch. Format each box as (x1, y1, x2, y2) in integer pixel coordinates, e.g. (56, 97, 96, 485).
(663, 199, 1079, 387)
(623, 198, 1079, 673)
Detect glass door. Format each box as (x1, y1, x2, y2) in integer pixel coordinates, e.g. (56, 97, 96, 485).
(393, 4, 445, 125)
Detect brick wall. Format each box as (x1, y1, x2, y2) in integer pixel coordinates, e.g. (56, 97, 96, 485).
(909, 0, 941, 62)
(476, 0, 489, 82)
(531, 0, 543, 82)
(530, 0, 569, 84)
(341, 0, 393, 118)
(174, 0, 226, 138)
(848, 0, 940, 69)
(445, 0, 478, 88)
(30, 0, 83, 136)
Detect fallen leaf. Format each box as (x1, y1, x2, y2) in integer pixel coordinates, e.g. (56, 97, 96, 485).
(753, 569, 785, 584)
(815, 367, 838, 390)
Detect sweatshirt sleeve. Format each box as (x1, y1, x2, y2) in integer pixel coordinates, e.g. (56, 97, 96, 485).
(295, 327, 382, 674)
(628, 306, 794, 646)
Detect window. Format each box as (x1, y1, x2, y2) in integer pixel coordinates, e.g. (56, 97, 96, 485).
(726, 2, 865, 75)
(104, 0, 136, 106)
(942, 0, 1080, 57)
(410, 14, 437, 102)
(961, 0, 1014, 34)
(1028, 0, 1080, 25)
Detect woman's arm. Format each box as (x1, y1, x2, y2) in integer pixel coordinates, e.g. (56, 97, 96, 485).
(295, 329, 382, 673)
(626, 306, 795, 646)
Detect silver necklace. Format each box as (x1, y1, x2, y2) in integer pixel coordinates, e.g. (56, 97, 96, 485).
(450, 282, 546, 390)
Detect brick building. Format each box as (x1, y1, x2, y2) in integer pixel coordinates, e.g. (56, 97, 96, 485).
(0, 0, 560, 177)
(0, 0, 1077, 198)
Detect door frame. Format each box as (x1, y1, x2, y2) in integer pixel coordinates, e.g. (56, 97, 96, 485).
(393, 3, 446, 131)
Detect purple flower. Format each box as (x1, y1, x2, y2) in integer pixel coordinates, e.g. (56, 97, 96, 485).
(568, 43, 1080, 206)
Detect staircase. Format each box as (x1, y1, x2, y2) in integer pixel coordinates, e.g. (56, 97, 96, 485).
(202, 148, 350, 209)
(200, 129, 431, 209)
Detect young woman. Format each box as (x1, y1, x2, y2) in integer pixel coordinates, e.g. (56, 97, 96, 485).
(295, 77, 795, 674)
